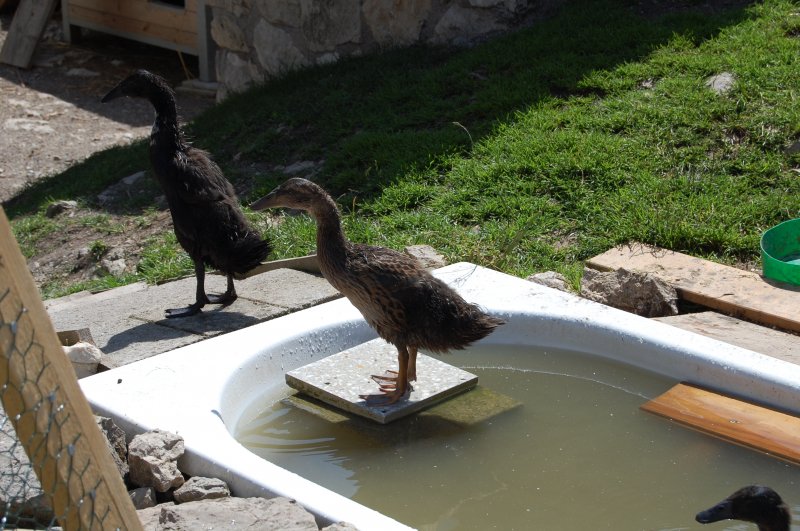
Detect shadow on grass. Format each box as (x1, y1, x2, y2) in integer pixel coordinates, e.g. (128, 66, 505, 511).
(5, 0, 756, 217)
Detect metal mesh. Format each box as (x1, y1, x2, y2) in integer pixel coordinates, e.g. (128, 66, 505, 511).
(0, 287, 118, 530)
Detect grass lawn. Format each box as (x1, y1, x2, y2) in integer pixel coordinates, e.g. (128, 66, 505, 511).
(7, 0, 800, 297)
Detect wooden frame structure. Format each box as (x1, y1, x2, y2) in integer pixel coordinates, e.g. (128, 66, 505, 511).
(60, 0, 215, 81)
(0, 206, 142, 529)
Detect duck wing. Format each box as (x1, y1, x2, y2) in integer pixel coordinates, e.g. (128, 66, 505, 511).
(168, 147, 237, 205)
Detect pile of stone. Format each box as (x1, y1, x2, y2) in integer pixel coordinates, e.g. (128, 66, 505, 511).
(1, 415, 356, 530)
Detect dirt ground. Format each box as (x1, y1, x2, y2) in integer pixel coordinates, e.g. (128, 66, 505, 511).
(0, 10, 217, 294)
(0, 12, 214, 202)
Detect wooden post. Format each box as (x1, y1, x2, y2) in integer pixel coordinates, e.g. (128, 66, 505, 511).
(0, 0, 59, 68)
(0, 207, 142, 530)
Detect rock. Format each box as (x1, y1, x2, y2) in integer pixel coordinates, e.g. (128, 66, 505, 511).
(173, 476, 230, 503)
(66, 67, 100, 77)
(282, 160, 318, 175)
(137, 496, 319, 530)
(128, 430, 186, 492)
(316, 52, 339, 65)
(785, 140, 800, 155)
(432, 4, 502, 45)
(129, 487, 157, 509)
(580, 267, 678, 317)
(101, 257, 127, 277)
(217, 50, 263, 100)
(705, 72, 735, 95)
(363, 0, 431, 46)
(253, 20, 308, 77)
(95, 416, 128, 478)
(97, 170, 146, 205)
(3, 118, 55, 134)
(527, 271, 571, 292)
(322, 523, 360, 531)
(45, 199, 77, 218)
(63, 341, 103, 378)
(300, 0, 361, 52)
(258, 0, 302, 26)
(211, 11, 249, 52)
(404, 244, 447, 269)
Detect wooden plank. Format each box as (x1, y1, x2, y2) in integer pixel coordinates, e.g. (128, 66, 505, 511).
(641, 383, 800, 465)
(587, 243, 800, 334)
(69, 0, 197, 28)
(67, 5, 198, 51)
(0, 0, 58, 68)
(654, 312, 800, 366)
(0, 207, 143, 530)
(228, 254, 321, 279)
(71, 0, 198, 12)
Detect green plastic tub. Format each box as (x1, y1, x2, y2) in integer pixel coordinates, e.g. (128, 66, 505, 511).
(760, 218, 800, 286)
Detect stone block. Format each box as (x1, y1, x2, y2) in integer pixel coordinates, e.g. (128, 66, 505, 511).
(299, 0, 361, 51)
(211, 11, 249, 52)
(137, 496, 318, 531)
(363, 0, 431, 46)
(254, 19, 308, 76)
(286, 338, 479, 423)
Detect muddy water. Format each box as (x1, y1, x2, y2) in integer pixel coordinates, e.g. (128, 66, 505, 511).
(235, 345, 800, 530)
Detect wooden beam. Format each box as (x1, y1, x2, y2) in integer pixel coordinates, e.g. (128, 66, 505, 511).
(587, 243, 800, 334)
(67, 5, 198, 51)
(0, 207, 143, 530)
(227, 254, 321, 280)
(642, 383, 800, 465)
(0, 0, 59, 68)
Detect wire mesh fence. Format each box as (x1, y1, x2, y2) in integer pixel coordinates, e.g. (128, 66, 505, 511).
(0, 403, 57, 529)
(0, 208, 141, 530)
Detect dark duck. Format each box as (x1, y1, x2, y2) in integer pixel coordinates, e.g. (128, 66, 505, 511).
(251, 177, 504, 404)
(102, 70, 272, 318)
(696, 485, 791, 531)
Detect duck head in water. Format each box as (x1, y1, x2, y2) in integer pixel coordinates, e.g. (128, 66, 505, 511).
(696, 485, 790, 531)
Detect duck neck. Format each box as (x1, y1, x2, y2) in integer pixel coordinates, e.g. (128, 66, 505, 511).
(310, 195, 348, 277)
(147, 86, 183, 151)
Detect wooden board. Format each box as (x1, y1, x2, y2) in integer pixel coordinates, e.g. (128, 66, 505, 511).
(642, 383, 800, 465)
(0, 0, 59, 68)
(66, 4, 198, 51)
(587, 243, 800, 334)
(654, 311, 800, 365)
(228, 254, 321, 279)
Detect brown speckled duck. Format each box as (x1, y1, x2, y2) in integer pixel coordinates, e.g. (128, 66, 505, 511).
(251, 177, 504, 404)
(696, 486, 791, 531)
(101, 70, 272, 318)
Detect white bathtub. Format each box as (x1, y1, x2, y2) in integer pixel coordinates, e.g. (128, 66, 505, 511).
(80, 263, 800, 530)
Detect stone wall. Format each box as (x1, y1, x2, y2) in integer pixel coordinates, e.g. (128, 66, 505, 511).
(205, 0, 551, 99)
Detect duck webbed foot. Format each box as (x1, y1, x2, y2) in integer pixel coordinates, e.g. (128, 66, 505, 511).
(359, 383, 412, 405)
(206, 274, 237, 306)
(371, 370, 399, 384)
(165, 262, 214, 318)
(360, 346, 414, 405)
(206, 291, 237, 305)
(165, 300, 205, 318)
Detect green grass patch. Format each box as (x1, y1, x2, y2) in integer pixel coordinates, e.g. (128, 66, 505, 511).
(8, 0, 800, 295)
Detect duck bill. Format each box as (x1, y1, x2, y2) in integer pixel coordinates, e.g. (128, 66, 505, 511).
(695, 500, 733, 523)
(250, 191, 278, 211)
(101, 84, 125, 103)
